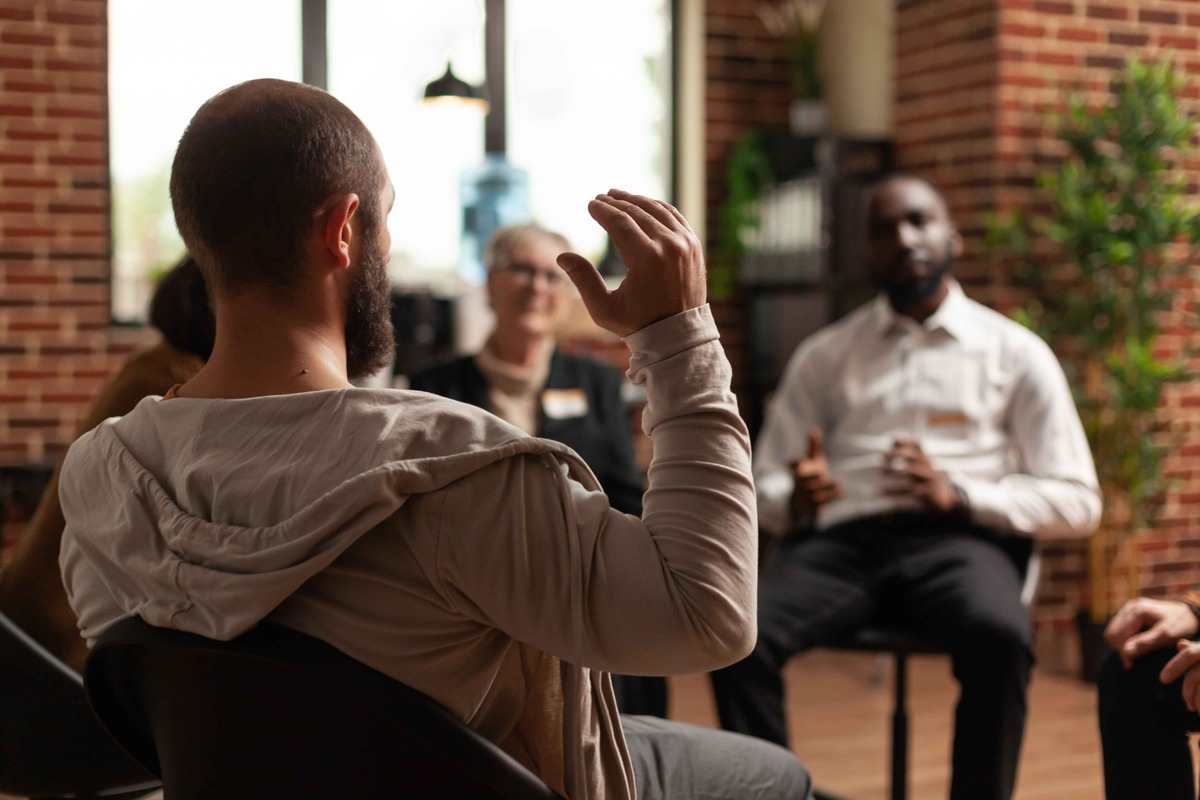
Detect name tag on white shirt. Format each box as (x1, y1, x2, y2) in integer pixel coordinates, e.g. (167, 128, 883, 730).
(927, 410, 971, 429)
(542, 389, 589, 420)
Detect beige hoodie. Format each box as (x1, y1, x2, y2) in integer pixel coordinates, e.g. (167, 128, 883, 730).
(59, 306, 756, 800)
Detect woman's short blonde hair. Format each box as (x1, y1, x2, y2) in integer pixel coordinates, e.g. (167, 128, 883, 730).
(485, 223, 571, 271)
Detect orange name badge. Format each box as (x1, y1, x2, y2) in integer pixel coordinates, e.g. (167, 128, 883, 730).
(542, 388, 589, 420)
(927, 410, 970, 428)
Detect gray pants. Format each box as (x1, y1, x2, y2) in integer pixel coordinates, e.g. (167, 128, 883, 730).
(623, 714, 813, 800)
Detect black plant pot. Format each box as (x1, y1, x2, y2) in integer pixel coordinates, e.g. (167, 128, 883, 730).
(1076, 608, 1113, 683)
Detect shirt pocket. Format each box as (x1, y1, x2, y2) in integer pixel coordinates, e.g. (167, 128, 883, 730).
(913, 345, 989, 453)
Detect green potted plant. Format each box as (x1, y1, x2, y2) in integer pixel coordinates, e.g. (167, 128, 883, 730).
(988, 60, 1200, 677)
(756, 0, 827, 133)
(709, 133, 774, 299)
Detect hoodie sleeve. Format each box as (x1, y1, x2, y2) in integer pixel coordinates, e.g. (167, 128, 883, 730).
(431, 305, 758, 675)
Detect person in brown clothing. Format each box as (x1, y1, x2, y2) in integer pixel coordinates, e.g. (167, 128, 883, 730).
(0, 256, 213, 671)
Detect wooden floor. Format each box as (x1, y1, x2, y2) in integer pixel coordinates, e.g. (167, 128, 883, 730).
(669, 649, 1105, 800)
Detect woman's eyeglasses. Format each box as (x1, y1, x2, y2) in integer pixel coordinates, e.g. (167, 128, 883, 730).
(501, 261, 566, 288)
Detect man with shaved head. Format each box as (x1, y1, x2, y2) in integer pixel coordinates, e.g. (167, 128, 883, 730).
(711, 174, 1101, 800)
(57, 79, 810, 799)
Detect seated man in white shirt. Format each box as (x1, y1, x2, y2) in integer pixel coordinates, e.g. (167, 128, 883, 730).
(710, 174, 1102, 800)
(57, 79, 811, 800)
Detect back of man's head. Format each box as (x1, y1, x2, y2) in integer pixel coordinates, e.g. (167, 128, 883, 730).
(170, 78, 383, 296)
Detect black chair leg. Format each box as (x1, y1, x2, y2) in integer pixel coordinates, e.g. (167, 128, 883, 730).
(890, 652, 908, 800)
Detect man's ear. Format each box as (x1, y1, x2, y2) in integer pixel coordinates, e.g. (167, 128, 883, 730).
(321, 193, 361, 269)
(949, 226, 965, 259)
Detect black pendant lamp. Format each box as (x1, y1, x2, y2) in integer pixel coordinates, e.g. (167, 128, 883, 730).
(422, 63, 489, 113)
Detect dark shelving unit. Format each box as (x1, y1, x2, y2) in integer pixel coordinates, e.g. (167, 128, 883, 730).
(742, 134, 892, 438)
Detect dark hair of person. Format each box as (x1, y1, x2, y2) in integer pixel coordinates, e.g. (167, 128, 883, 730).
(864, 172, 952, 218)
(148, 255, 216, 361)
(169, 78, 383, 295)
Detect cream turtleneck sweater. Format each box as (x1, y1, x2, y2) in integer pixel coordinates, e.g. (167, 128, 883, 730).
(474, 337, 554, 435)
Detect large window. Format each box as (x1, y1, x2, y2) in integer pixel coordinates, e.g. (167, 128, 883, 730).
(508, 0, 671, 256)
(326, 0, 487, 288)
(109, 1, 672, 320)
(108, 1, 302, 321)
(328, 0, 672, 285)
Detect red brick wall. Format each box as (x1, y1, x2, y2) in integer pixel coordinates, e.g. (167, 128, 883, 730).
(896, 0, 1200, 672)
(0, 0, 148, 469)
(704, 0, 794, 244)
(893, 0, 1003, 291)
(703, 0, 795, 410)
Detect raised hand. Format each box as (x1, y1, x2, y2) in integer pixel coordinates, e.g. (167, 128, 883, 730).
(556, 189, 706, 337)
(883, 437, 962, 514)
(790, 427, 843, 523)
(1104, 597, 1200, 669)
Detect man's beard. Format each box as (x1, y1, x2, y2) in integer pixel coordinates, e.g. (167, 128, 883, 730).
(879, 249, 955, 311)
(344, 232, 395, 381)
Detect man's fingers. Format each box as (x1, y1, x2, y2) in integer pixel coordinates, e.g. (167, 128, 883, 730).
(811, 483, 844, 504)
(649, 194, 694, 232)
(1105, 606, 1149, 646)
(557, 252, 618, 326)
(886, 440, 929, 469)
(587, 196, 653, 250)
(592, 194, 668, 242)
(1124, 625, 1172, 662)
(1160, 640, 1200, 685)
(795, 455, 827, 478)
(1104, 608, 1145, 654)
(798, 474, 837, 492)
(1105, 604, 1159, 668)
(1103, 605, 1134, 644)
(607, 189, 683, 232)
(574, 189, 705, 335)
(1183, 662, 1200, 713)
(885, 460, 933, 479)
(807, 427, 824, 459)
(1190, 680, 1200, 715)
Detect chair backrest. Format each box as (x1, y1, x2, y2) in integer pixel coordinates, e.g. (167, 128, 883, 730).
(84, 616, 563, 800)
(1019, 545, 1042, 609)
(0, 611, 160, 799)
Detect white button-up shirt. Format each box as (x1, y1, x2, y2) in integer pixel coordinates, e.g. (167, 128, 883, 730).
(755, 282, 1102, 538)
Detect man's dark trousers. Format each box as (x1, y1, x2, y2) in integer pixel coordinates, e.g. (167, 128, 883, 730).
(1098, 646, 1200, 800)
(709, 514, 1034, 800)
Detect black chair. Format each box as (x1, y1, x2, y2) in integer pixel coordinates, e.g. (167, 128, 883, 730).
(84, 616, 563, 800)
(816, 542, 1042, 800)
(0, 611, 160, 799)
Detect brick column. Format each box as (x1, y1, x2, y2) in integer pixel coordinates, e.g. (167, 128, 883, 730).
(895, 0, 1200, 672)
(0, 0, 147, 467)
(703, 0, 795, 413)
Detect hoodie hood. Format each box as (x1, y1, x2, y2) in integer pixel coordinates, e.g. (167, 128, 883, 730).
(59, 389, 595, 642)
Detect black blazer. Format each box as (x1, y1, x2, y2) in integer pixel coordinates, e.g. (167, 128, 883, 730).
(408, 351, 645, 515)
